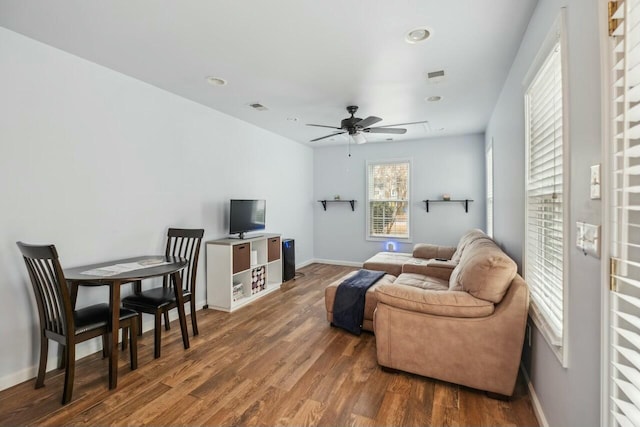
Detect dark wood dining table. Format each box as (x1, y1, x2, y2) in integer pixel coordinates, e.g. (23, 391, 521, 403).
(64, 255, 189, 389)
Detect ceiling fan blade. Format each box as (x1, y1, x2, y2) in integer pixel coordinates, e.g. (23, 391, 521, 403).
(306, 124, 343, 130)
(364, 127, 407, 134)
(375, 120, 429, 128)
(355, 116, 382, 128)
(310, 131, 346, 142)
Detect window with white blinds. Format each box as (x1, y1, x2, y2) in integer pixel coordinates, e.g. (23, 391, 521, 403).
(524, 37, 567, 357)
(487, 144, 494, 238)
(608, 1, 640, 425)
(366, 160, 410, 239)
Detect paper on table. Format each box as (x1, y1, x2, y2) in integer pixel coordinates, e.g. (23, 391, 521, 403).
(81, 259, 171, 276)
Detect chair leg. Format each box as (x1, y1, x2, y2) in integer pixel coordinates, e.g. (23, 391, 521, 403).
(102, 334, 108, 358)
(190, 299, 198, 336)
(59, 346, 66, 370)
(61, 344, 75, 404)
(129, 318, 138, 370)
(35, 333, 48, 389)
(121, 327, 128, 351)
(137, 313, 143, 337)
(164, 311, 171, 331)
(154, 313, 162, 359)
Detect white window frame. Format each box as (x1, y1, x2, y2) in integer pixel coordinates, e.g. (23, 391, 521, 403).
(366, 159, 412, 241)
(486, 140, 494, 238)
(523, 11, 570, 367)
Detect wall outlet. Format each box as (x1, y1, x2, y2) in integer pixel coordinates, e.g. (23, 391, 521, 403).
(576, 221, 600, 258)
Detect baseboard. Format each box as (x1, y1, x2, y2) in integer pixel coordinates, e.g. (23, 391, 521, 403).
(311, 258, 364, 268)
(520, 363, 549, 427)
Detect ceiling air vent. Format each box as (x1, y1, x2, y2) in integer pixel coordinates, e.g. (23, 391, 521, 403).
(426, 70, 446, 83)
(249, 103, 268, 111)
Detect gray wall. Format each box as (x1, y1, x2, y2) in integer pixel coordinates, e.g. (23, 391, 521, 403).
(0, 27, 314, 389)
(313, 134, 486, 263)
(486, 0, 601, 425)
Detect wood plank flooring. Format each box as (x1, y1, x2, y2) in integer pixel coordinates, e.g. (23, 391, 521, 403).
(0, 263, 539, 426)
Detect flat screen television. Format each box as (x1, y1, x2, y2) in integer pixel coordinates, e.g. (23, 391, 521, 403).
(229, 199, 266, 239)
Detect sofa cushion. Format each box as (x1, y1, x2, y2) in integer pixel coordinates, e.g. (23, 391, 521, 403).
(394, 272, 449, 291)
(450, 229, 488, 263)
(450, 239, 517, 303)
(412, 243, 456, 260)
(375, 284, 495, 318)
(363, 252, 412, 276)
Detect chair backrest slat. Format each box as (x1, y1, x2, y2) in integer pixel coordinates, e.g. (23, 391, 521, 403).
(17, 242, 72, 337)
(165, 228, 204, 293)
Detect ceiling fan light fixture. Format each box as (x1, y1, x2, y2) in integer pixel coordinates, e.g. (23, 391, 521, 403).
(206, 76, 227, 86)
(352, 133, 367, 144)
(405, 28, 431, 44)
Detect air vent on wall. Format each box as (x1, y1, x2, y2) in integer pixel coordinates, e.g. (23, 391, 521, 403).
(249, 103, 268, 111)
(426, 70, 446, 83)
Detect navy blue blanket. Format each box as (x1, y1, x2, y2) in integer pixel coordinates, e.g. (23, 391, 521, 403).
(332, 269, 385, 335)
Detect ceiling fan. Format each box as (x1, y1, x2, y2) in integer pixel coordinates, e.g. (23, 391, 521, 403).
(307, 105, 428, 144)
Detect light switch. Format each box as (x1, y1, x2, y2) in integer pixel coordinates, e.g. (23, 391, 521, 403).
(590, 164, 601, 200)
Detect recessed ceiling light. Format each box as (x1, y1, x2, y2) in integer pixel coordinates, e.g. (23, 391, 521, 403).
(206, 76, 227, 86)
(405, 28, 431, 44)
(426, 96, 442, 102)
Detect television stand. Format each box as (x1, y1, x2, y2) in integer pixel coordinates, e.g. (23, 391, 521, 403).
(206, 234, 282, 312)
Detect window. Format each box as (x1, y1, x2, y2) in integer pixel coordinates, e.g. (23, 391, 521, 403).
(366, 160, 410, 239)
(486, 142, 494, 238)
(607, 1, 640, 424)
(524, 22, 568, 364)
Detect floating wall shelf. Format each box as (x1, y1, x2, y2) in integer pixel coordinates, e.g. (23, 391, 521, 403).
(422, 199, 473, 213)
(318, 200, 356, 211)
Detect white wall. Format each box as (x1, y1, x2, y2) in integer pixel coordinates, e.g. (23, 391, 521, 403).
(0, 27, 314, 390)
(313, 134, 486, 263)
(486, 0, 601, 425)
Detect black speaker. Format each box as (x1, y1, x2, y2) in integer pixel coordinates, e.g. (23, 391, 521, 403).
(282, 238, 295, 281)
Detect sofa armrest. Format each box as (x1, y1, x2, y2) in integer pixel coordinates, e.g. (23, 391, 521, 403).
(412, 243, 457, 260)
(374, 284, 494, 318)
(402, 258, 457, 280)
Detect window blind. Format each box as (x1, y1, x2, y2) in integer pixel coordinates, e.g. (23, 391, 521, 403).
(609, 1, 640, 425)
(525, 40, 565, 346)
(367, 161, 410, 239)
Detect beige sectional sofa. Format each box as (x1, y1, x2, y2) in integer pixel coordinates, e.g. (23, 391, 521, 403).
(324, 229, 530, 396)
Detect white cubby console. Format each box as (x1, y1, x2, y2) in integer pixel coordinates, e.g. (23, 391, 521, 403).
(206, 233, 282, 312)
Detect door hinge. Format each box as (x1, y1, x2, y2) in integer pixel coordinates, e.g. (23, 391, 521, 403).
(610, 257, 618, 292)
(609, 1, 620, 37)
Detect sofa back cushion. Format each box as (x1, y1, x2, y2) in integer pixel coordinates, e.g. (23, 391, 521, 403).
(450, 229, 488, 263)
(449, 237, 517, 303)
(412, 243, 456, 260)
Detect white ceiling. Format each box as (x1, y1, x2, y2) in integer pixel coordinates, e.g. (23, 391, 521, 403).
(0, 0, 538, 146)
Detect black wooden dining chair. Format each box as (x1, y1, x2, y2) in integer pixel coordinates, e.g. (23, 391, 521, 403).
(122, 228, 204, 358)
(16, 242, 139, 405)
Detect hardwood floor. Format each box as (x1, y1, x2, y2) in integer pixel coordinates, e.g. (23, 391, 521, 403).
(0, 263, 539, 426)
